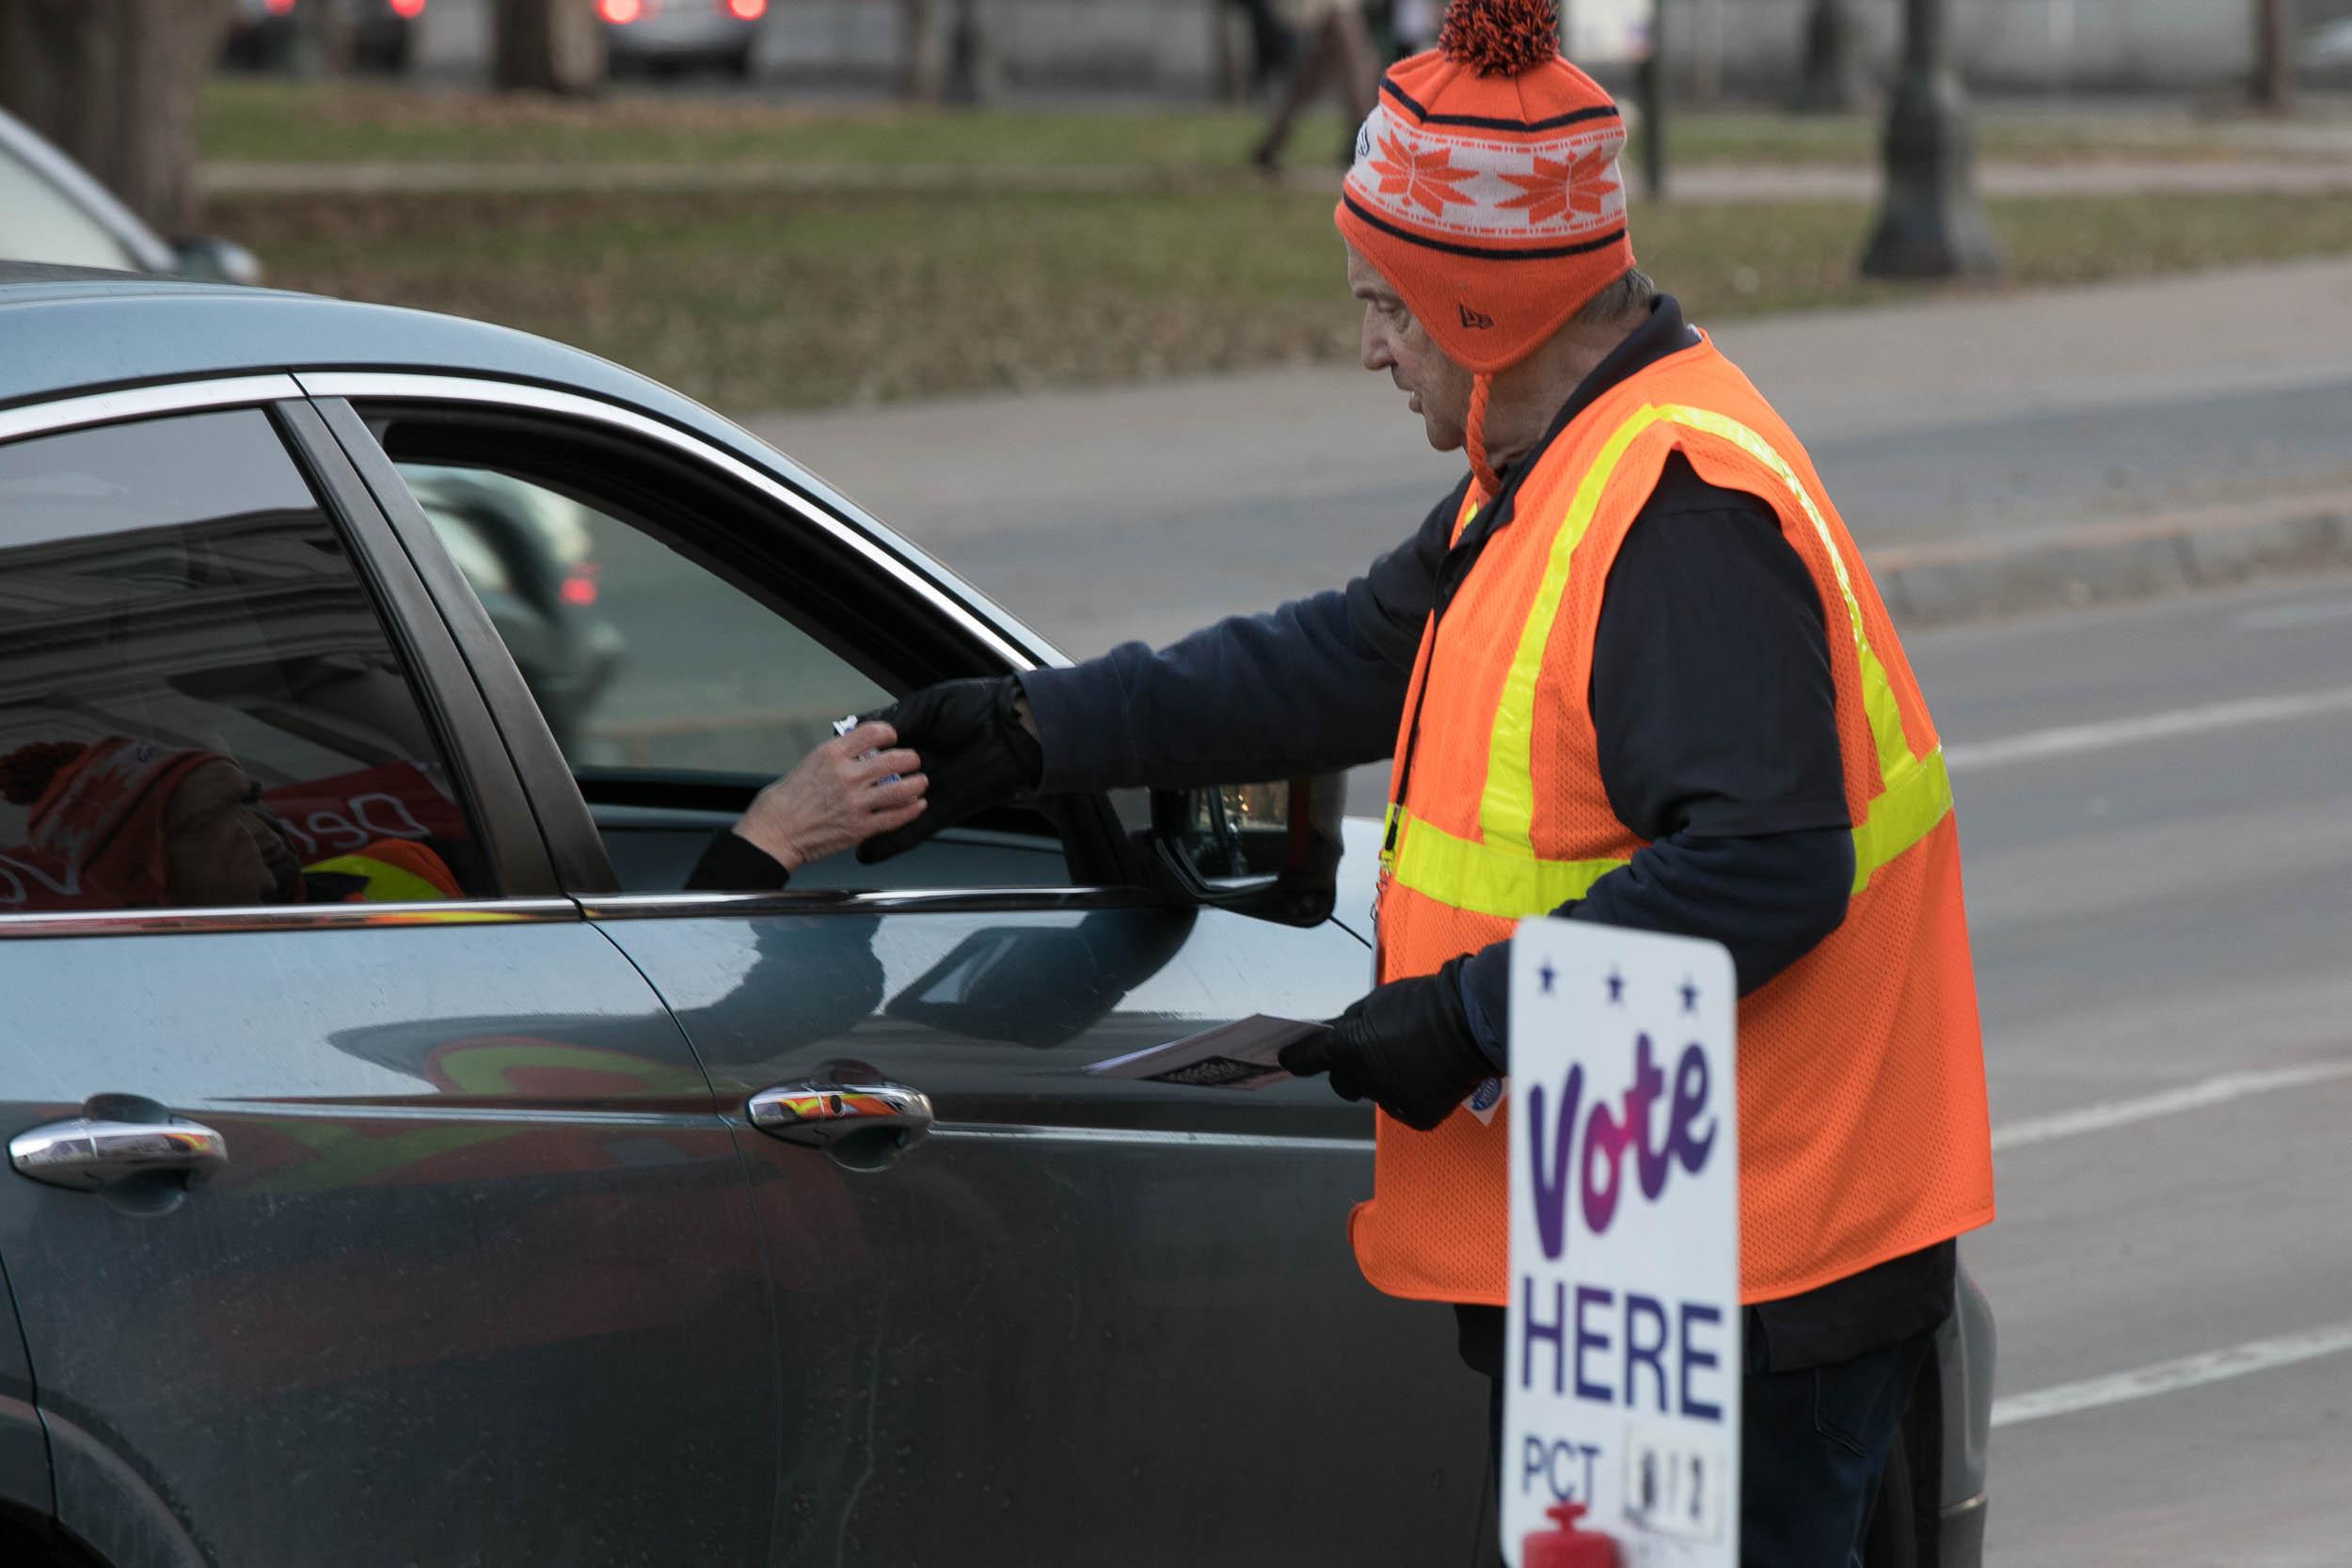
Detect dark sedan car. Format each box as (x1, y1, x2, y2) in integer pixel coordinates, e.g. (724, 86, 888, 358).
(0, 265, 1990, 1568)
(225, 0, 426, 73)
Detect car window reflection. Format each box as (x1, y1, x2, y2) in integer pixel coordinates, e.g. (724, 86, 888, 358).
(0, 411, 486, 914)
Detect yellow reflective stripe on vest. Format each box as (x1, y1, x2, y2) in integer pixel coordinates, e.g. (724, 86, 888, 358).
(303, 853, 447, 903)
(1851, 745, 1951, 894)
(1482, 406, 1669, 851)
(1386, 806, 1628, 919)
(1392, 400, 1955, 922)
(1651, 403, 1919, 789)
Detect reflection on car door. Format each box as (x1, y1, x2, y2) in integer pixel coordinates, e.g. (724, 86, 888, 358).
(327, 395, 1490, 1566)
(0, 400, 775, 1568)
(598, 899, 1488, 1567)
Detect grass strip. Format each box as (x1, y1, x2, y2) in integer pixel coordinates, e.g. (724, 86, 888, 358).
(206, 185, 2352, 413)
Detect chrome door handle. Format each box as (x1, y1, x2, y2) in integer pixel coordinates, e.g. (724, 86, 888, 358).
(748, 1069, 934, 1156)
(11, 1114, 229, 1192)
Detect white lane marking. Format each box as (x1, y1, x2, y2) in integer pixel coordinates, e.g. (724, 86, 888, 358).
(1992, 1061, 2352, 1152)
(1992, 1322, 2352, 1429)
(2233, 597, 2352, 632)
(1946, 685, 2352, 771)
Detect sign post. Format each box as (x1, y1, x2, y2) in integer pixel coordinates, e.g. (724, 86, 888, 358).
(1503, 920, 1740, 1567)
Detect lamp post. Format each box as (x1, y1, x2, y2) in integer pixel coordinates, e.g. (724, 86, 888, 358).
(1860, 0, 2000, 279)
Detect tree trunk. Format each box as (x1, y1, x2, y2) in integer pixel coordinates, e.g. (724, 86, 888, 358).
(492, 0, 605, 95)
(2253, 0, 2295, 108)
(1792, 0, 1863, 113)
(0, 0, 232, 239)
(898, 0, 946, 102)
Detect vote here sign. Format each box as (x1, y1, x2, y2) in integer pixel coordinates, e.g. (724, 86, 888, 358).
(1502, 919, 1740, 1568)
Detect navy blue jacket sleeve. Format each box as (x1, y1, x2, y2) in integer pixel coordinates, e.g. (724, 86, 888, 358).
(1016, 477, 1469, 793)
(1455, 461, 1855, 1067)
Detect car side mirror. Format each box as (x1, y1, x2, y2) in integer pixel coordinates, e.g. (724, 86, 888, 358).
(171, 236, 263, 286)
(1150, 773, 1345, 927)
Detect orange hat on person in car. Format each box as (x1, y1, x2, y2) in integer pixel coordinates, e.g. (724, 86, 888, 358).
(1334, 0, 1635, 484)
(1, 737, 222, 909)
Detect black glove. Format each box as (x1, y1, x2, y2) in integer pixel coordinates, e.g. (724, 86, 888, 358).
(1278, 957, 1495, 1132)
(857, 675, 1044, 863)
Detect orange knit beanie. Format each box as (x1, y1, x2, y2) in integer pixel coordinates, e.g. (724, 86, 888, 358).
(1334, 0, 1636, 377)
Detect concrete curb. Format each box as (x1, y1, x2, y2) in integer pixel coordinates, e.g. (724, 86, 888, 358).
(1873, 487, 2352, 626)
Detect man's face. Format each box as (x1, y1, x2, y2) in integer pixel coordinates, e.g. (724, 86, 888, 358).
(1347, 243, 1471, 452)
(165, 757, 305, 906)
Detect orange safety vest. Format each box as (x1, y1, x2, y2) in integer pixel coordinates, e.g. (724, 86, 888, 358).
(1358, 331, 1996, 1308)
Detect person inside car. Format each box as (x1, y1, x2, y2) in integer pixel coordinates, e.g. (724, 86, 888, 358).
(0, 736, 463, 908)
(0, 718, 925, 908)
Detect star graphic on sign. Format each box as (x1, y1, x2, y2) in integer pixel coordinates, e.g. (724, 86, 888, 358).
(1538, 960, 1557, 995)
(1680, 978, 1700, 1014)
(1606, 969, 1625, 1005)
(1495, 146, 1620, 228)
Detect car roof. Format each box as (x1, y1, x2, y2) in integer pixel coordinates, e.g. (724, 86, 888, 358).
(0, 268, 723, 427)
(0, 270, 1067, 669)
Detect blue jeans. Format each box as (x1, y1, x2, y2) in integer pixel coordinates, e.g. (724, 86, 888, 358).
(1739, 1328, 1933, 1568)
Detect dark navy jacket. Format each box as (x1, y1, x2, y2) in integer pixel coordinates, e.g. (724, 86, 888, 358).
(1021, 297, 1853, 1042)
(1018, 296, 1952, 1369)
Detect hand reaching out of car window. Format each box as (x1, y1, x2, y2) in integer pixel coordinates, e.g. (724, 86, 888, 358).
(731, 721, 926, 872)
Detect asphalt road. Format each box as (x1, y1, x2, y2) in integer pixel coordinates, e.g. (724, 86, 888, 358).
(1906, 577, 2352, 1568)
(752, 261, 2352, 664)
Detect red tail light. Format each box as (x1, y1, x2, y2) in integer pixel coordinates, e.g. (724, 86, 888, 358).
(598, 0, 643, 23)
(727, 0, 767, 17)
(264, 0, 296, 15)
(389, 0, 425, 17)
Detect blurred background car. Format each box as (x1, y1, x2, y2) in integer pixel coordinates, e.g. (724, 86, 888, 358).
(598, 0, 766, 79)
(224, 0, 426, 75)
(0, 105, 260, 282)
(401, 464, 627, 753)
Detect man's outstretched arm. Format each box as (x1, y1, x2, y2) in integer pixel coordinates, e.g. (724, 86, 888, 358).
(1017, 477, 1465, 794)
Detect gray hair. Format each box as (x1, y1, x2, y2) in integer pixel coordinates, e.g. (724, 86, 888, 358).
(1573, 267, 1657, 328)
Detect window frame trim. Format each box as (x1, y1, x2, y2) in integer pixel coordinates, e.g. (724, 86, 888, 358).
(306, 378, 1169, 915)
(0, 377, 567, 936)
(272, 397, 563, 897)
(294, 372, 1044, 671)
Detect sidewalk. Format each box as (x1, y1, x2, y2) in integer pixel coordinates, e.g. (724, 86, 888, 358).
(739, 257, 2352, 656)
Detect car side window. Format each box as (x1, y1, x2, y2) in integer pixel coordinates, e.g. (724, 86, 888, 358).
(0, 410, 490, 915)
(400, 462, 890, 769)
(386, 451, 1074, 895)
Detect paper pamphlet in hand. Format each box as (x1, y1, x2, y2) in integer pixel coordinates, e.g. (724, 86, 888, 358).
(1084, 1015, 1329, 1090)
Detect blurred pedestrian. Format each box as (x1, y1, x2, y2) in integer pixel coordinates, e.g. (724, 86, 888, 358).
(875, 0, 1994, 1560)
(1230, 0, 1296, 94)
(1251, 0, 1380, 172)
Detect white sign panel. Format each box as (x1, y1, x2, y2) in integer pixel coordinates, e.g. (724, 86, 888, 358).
(1565, 0, 1655, 64)
(1502, 919, 1739, 1568)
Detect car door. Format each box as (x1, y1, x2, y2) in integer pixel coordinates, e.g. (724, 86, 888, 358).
(310, 381, 1490, 1567)
(0, 387, 776, 1568)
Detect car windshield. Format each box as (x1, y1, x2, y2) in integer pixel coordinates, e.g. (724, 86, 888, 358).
(0, 140, 140, 271)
